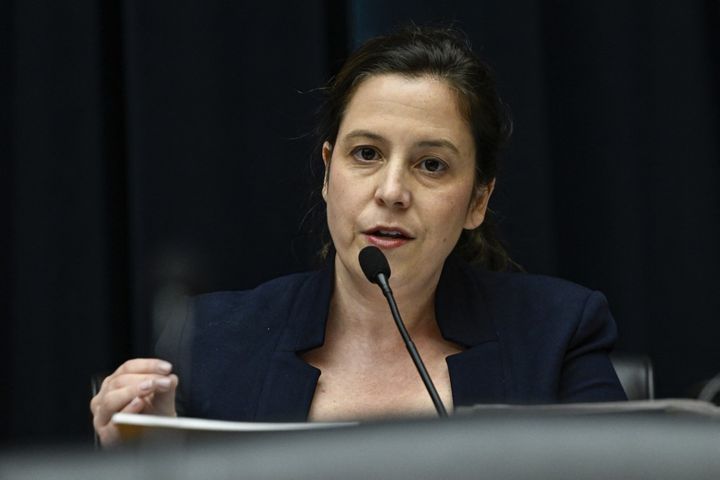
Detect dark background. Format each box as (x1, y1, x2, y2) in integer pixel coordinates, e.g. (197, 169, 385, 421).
(3, 0, 719, 445)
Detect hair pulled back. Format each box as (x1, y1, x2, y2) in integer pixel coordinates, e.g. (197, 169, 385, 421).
(315, 24, 514, 271)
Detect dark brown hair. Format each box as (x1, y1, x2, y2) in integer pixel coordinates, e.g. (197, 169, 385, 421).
(314, 24, 515, 271)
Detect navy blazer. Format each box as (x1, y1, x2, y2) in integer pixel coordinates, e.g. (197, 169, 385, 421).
(156, 255, 626, 422)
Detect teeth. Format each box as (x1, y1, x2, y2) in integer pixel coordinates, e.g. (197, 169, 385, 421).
(377, 230, 403, 238)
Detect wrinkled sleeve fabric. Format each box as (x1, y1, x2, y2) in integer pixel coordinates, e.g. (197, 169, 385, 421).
(559, 290, 627, 402)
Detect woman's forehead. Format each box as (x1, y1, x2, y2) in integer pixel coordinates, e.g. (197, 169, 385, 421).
(338, 74, 474, 154)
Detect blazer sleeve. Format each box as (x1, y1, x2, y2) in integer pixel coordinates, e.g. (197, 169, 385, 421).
(558, 290, 627, 402)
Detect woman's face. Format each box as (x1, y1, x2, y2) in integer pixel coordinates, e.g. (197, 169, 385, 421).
(323, 74, 493, 288)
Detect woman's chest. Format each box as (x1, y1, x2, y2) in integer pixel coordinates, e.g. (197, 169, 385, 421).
(304, 346, 459, 422)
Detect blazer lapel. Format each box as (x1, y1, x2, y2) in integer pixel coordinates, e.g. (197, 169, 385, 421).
(436, 256, 506, 406)
(447, 343, 505, 406)
(253, 351, 321, 421)
(254, 255, 505, 419)
(253, 264, 332, 421)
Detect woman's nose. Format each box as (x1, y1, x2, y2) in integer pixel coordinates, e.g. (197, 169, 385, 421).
(374, 163, 411, 209)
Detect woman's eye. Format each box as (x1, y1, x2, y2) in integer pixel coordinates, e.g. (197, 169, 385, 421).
(419, 158, 447, 173)
(352, 147, 380, 161)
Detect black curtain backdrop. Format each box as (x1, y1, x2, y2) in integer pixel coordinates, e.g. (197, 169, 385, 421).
(4, 1, 719, 444)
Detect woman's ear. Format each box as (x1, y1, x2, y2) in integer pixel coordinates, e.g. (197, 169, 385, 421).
(321, 141, 333, 201)
(464, 179, 495, 230)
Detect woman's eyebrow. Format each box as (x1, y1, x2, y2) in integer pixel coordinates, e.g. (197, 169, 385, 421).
(344, 129, 386, 142)
(416, 139, 460, 155)
(344, 130, 460, 155)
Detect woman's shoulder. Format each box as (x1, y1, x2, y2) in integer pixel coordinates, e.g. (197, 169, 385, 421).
(467, 264, 615, 345)
(456, 259, 603, 310)
(157, 268, 330, 367)
(454, 263, 624, 403)
(192, 271, 320, 315)
(439, 256, 615, 345)
(158, 271, 322, 349)
(193, 272, 315, 308)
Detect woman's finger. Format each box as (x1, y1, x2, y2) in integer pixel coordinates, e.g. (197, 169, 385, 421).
(120, 396, 147, 413)
(91, 358, 178, 447)
(151, 374, 179, 416)
(93, 385, 138, 428)
(103, 373, 173, 391)
(96, 377, 177, 426)
(113, 358, 173, 376)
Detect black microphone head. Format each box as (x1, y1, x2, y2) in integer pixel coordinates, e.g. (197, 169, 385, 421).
(358, 246, 391, 284)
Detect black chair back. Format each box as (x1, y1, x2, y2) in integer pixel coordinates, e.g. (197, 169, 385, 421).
(610, 352, 655, 400)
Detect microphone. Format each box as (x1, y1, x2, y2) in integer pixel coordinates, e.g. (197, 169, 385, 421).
(358, 246, 448, 417)
(358, 245, 392, 286)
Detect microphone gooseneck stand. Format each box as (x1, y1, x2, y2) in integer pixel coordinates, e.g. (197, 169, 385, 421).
(358, 246, 448, 417)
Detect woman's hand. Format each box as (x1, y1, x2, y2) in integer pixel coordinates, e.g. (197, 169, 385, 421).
(90, 358, 179, 447)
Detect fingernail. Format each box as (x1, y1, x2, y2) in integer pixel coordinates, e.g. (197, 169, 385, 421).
(139, 380, 153, 391)
(155, 377, 172, 388)
(130, 397, 143, 408)
(158, 361, 172, 373)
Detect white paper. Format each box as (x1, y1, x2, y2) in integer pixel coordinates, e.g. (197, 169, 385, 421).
(112, 412, 357, 432)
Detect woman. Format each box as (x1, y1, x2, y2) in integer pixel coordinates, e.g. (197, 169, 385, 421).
(91, 25, 626, 446)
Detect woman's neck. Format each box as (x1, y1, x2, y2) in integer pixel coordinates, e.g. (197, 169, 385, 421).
(328, 255, 442, 346)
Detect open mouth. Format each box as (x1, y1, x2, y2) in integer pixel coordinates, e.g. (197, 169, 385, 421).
(373, 230, 409, 239)
(364, 227, 414, 241)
